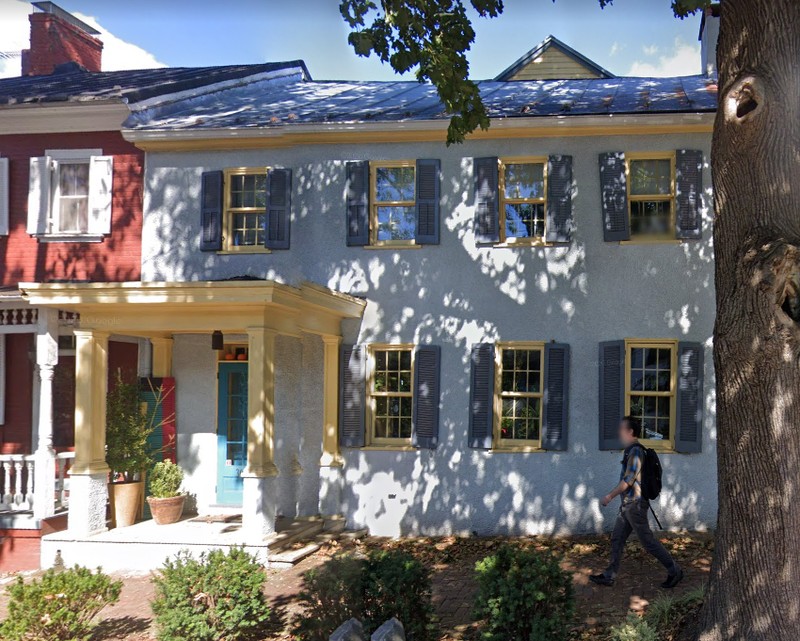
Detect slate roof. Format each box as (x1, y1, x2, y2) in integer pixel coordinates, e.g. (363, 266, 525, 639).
(494, 35, 615, 81)
(125, 75, 718, 132)
(0, 60, 310, 107)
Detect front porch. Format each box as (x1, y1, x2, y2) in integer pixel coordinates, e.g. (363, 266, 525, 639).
(20, 280, 365, 570)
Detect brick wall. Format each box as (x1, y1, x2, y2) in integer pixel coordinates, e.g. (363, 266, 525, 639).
(0, 131, 143, 286)
(21, 13, 103, 76)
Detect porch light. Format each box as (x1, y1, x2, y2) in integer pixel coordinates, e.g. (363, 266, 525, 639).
(211, 330, 224, 351)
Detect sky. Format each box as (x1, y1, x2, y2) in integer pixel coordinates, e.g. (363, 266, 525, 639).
(0, 0, 705, 80)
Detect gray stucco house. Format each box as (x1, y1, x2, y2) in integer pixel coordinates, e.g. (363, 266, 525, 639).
(27, 25, 722, 558)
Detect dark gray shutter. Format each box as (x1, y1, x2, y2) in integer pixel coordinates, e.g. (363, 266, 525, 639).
(339, 344, 365, 448)
(545, 155, 574, 243)
(200, 170, 223, 251)
(412, 345, 440, 449)
(599, 152, 630, 242)
(542, 343, 570, 451)
(415, 159, 440, 245)
(675, 342, 704, 453)
(473, 157, 499, 243)
(675, 150, 703, 240)
(345, 161, 369, 246)
(599, 340, 625, 450)
(265, 168, 291, 249)
(468, 343, 495, 449)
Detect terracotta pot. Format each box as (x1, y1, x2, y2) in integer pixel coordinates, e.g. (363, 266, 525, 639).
(147, 495, 186, 525)
(108, 481, 143, 528)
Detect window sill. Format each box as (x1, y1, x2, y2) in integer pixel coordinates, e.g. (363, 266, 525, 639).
(477, 241, 569, 249)
(363, 244, 423, 250)
(217, 248, 272, 255)
(361, 445, 417, 452)
(490, 446, 546, 453)
(619, 238, 682, 246)
(33, 234, 105, 244)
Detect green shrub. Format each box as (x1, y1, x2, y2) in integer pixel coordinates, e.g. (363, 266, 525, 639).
(362, 550, 435, 641)
(0, 565, 121, 641)
(149, 460, 184, 498)
(292, 549, 435, 641)
(474, 544, 575, 641)
(106, 372, 155, 482)
(608, 614, 659, 641)
(645, 585, 705, 639)
(292, 554, 364, 641)
(151, 547, 270, 641)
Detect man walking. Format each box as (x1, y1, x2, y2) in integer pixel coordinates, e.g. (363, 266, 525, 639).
(590, 416, 683, 588)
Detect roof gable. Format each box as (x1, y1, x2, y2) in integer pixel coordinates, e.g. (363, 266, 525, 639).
(495, 35, 614, 81)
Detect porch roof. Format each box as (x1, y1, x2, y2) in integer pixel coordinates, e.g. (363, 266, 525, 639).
(19, 280, 365, 338)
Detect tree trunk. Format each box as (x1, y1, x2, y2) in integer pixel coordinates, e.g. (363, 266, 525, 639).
(699, 1, 800, 640)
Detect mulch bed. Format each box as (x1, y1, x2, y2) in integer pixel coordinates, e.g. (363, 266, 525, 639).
(0, 532, 714, 640)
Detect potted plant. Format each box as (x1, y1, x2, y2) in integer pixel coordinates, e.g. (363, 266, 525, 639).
(106, 372, 155, 528)
(146, 460, 186, 525)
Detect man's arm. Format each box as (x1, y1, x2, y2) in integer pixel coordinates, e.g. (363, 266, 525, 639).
(601, 446, 642, 507)
(601, 480, 631, 507)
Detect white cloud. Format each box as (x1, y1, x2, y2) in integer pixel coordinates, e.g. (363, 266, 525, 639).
(609, 41, 623, 57)
(643, 44, 659, 56)
(627, 38, 700, 77)
(0, 0, 164, 79)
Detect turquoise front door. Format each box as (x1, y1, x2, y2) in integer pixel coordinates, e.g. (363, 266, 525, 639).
(217, 362, 248, 505)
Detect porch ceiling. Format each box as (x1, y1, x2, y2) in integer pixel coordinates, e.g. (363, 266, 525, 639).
(19, 280, 365, 337)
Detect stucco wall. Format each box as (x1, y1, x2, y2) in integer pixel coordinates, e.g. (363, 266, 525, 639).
(145, 132, 717, 536)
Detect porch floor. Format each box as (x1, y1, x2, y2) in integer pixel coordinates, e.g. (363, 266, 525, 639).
(40, 514, 366, 573)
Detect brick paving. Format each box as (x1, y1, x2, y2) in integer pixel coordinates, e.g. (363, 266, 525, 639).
(0, 533, 713, 640)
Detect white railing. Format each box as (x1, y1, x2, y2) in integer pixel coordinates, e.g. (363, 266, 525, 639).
(0, 452, 75, 513)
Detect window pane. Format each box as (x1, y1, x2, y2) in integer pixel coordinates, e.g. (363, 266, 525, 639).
(229, 173, 266, 209)
(500, 397, 541, 441)
(232, 212, 265, 246)
(375, 166, 415, 202)
(630, 200, 671, 236)
(503, 163, 544, 199)
(58, 197, 88, 233)
(59, 163, 89, 196)
(505, 203, 545, 239)
(630, 159, 671, 196)
(376, 206, 416, 241)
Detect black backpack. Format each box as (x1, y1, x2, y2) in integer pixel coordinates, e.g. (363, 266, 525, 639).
(633, 444, 663, 501)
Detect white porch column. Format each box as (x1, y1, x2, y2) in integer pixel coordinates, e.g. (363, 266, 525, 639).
(319, 335, 344, 516)
(69, 329, 110, 537)
(33, 309, 58, 521)
(242, 326, 278, 537)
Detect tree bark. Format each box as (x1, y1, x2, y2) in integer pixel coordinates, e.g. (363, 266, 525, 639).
(699, 1, 800, 640)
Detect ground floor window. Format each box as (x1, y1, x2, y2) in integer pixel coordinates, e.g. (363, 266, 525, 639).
(625, 339, 677, 447)
(367, 345, 414, 445)
(494, 342, 544, 449)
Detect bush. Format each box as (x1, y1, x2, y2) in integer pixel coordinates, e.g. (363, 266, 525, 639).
(608, 614, 659, 641)
(292, 549, 435, 641)
(151, 547, 270, 641)
(0, 565, 121, 641)
(474, 544, 575, 641)
(149, 460, 184, 498)
(106, 372, 155, 482)
(645, 585, 705, 640)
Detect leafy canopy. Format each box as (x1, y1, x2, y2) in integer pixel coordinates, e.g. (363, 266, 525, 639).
(340, 0, 712, 144)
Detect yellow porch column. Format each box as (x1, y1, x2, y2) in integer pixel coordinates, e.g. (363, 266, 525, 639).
(69, 329, 110, 537)
(320, 336, 343, 467)
(150, 337, 173, 377)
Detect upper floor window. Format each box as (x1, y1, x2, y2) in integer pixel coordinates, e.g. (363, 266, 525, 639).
(495, 342, 545, 448)
(345, 159, 441, 248)
(600, 149, 703, 243)
(624, 339, 677, 448)
(225, 169, 268, 250)
(27, 149, 113, 242)
(500, 158, 547, 243)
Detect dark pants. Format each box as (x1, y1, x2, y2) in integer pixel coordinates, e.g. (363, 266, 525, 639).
(604, 500, 679, 579)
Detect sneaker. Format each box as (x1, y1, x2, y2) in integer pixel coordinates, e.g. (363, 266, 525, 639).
(589, 574, 614, 587)
(661, 568, 684, 589)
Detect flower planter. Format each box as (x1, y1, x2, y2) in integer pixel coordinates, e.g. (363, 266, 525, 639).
(147, 494, 186, 525)
(108, 480, 143, 528)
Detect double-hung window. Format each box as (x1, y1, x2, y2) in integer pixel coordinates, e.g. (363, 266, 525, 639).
(499, 158, 547, 243)
(367, 345, 414, 445)
(224, 168, 268, 250)
(624, 339, 677, 448)
(55, 161, 90, 234)
(627, 153, 675, 239)
(371, 162, 417, 245)
(495, 342, 545, 449)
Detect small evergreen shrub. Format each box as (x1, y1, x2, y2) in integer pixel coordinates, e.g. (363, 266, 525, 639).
(0, 565, 121, 641)
(608, 614, 659, 641)
(151, 547, 270, 641)
(474, 544, 575, 641)
(292, 554, 364, 641)
(292, 549, 435, 641)
(149, 460, 184, 498)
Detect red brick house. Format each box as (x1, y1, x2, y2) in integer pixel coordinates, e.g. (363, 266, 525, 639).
(0, 1, 300, 569)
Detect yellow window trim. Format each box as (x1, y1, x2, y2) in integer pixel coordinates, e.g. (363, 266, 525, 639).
(493, 341, 546, 451)
(623, 338, 678, 451)
(497, 156, 548, 246)
(366, 343, 415, 447)
(624, 152, 676, 242)
(222, 167, 272, 253)
(369, 160, 418, 248)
